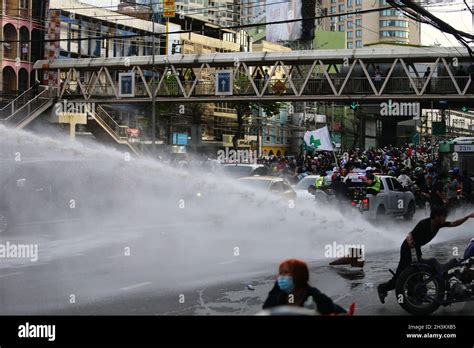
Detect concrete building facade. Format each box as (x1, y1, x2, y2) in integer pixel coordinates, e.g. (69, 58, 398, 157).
(0, 0, 48, 102)
(321, 0, 421, 48)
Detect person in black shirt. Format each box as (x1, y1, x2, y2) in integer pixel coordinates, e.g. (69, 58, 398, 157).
(377, 206, 474, 304)
(430, 176, 446, 208)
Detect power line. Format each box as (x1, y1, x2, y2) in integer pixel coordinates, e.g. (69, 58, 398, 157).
(0, 0, 291, 41)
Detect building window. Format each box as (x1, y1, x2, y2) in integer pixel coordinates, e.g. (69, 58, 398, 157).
(355, 40, 362, 48)
(339, 15, 346, 21)
(356, 8, 361, 16)
(330, 6, 336, 13)
(347, 42, 353, 49)
(380, 30, 409, 38)
(331, 16, 337, 23)
(355, 19, 362, 27)
(381, 9, 400, 16)
(356, 29, 362, 37)
(347, 0, 353, 7)
(347, 31, 353, 39)
(338, 24, 345, 31)
(347, 21, 353, 28)
(380, 20, 409, 28)
(356, 0, 362, 5)
(339, 4, 345, 12)
(20, 0, 28, 9)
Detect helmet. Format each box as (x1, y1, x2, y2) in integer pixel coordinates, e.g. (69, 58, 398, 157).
(426, 163, 434, 170)
(453, 167, 460, 175)
(415, 167, 423, 175)
(388, 170, 396, 177)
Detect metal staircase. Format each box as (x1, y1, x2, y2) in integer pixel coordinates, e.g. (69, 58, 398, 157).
(88, 105, 140, 156)
(0, 86, 56, 128)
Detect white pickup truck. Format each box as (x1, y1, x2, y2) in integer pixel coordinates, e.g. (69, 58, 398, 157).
(349, 175, 416, 220)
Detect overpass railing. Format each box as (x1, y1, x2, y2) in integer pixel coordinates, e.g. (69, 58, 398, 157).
(64, 76, 472, 99)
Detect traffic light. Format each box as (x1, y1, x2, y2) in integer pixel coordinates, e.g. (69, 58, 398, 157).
(350, 101, 360, 111)
(460, 106, 469, 113)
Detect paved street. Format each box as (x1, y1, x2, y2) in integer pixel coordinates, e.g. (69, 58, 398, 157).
(1, 212, 472, 316)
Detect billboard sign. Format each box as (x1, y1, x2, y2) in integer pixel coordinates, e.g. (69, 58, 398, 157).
(118, 73, 135, 98)
(266, 0, 302, 42)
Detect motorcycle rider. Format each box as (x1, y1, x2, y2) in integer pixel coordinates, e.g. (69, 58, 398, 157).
(377, 206, 474, 304)
(460, 169, 473, 203)
(446, 169, 460, 211)
(430, 173, 446, 209)
(397, 169, 413, 189)
(413, 167, 426, 190)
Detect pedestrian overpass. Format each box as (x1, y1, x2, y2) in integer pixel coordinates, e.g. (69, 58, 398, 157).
(32, 46, 473, 104)
(1, 47, 472, 153)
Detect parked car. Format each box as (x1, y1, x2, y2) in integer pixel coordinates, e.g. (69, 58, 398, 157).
(217, 163, 269, 178)
(0, 158, 160, 234)
(238, 176, 296, 200)
(293, 175, 332, 203)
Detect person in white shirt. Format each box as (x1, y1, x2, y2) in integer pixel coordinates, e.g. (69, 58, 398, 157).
(397, 169, 413, 189)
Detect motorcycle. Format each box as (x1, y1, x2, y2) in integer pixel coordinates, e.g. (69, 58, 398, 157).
(350, 187, 369, 213)
(409, 184, 430, 215)
(395, 250, 474, 315)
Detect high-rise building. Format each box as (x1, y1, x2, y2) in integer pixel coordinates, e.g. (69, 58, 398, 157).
(321, 0, 421, 49)
(173, 0, 240, 27)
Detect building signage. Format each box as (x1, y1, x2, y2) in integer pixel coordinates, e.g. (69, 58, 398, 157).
(216, 70, 233, 96)
(454, 145, 474, 152)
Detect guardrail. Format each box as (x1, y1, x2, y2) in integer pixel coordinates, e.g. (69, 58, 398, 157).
(0, 86, 56, 127)
(0, 85, 49, 120)
(92, 106, 140, 156)
(77, 76, 472, 98)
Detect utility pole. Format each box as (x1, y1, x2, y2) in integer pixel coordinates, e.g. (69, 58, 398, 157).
(151, 0, 156, 156)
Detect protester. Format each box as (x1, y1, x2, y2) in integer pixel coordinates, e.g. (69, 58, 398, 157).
(263, 259, 348, 315)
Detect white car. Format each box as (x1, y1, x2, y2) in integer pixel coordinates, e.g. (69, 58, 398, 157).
(351, 175, 416, 220)
(217, 163, 269, 178)
(294, 174, 334, 203)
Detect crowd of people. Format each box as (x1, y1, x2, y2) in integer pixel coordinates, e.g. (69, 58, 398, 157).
(257, 143, 473, 210)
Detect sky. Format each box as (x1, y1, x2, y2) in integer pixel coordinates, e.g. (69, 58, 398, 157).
(80, 0, 120, 9)
(421, 1, 474, 47)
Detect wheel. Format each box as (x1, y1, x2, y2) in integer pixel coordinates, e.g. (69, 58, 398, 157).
(395, 265, 444, 315)
(376, 206, 385, 220)
(404, 202, 416, 220)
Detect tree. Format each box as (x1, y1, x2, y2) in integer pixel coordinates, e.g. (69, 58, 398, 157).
(229, 74, 282, 151)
